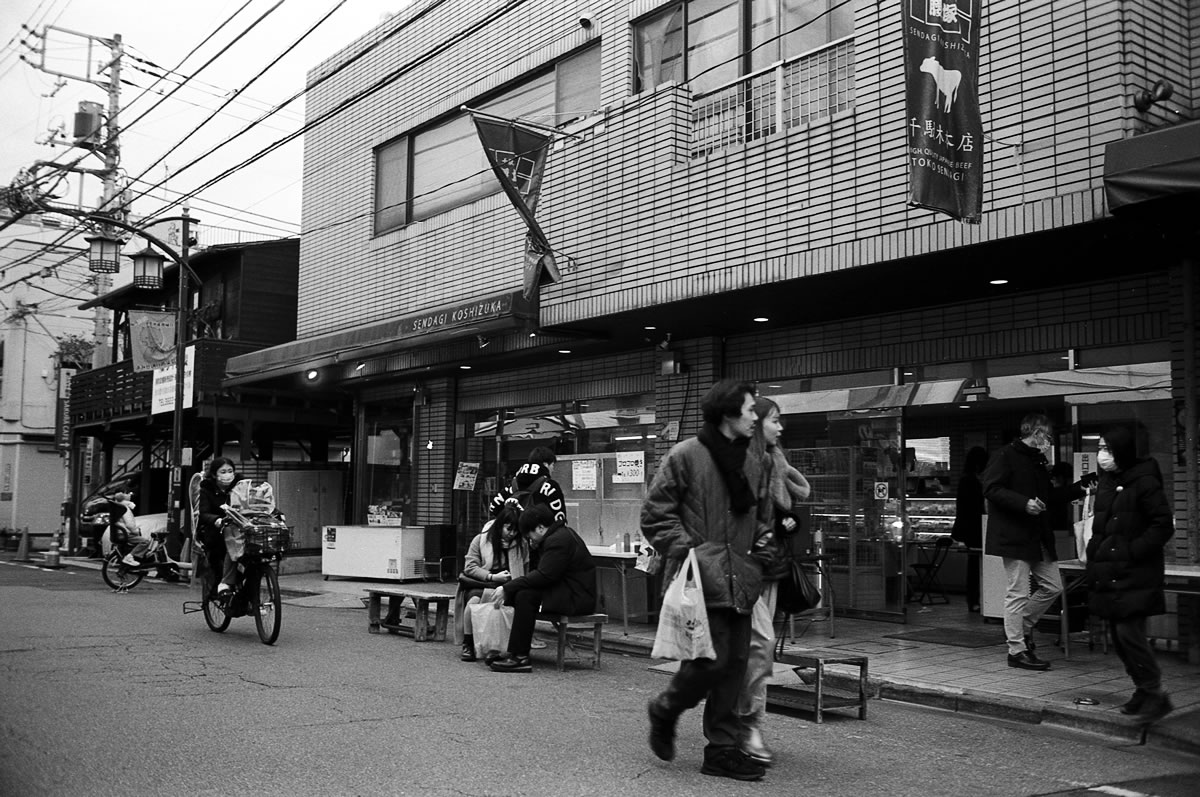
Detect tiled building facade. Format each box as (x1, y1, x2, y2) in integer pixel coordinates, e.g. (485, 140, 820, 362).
(230, 0, 1199, 650)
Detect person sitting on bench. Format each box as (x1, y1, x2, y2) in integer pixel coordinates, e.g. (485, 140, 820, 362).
(488, 504, 596, 673)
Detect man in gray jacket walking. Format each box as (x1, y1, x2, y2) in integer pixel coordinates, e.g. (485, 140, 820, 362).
(642, 379, 770, 781)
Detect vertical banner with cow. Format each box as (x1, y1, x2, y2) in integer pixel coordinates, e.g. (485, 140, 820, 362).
(904, 0, 983, 223)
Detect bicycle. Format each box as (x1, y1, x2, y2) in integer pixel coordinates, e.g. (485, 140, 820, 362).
(184, 505, 290, 645)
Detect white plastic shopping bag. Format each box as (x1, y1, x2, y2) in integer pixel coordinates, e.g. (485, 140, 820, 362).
(651, 548, 716, 661)
(469, 601, 514, 659)
(1074, 491, 1095, 564)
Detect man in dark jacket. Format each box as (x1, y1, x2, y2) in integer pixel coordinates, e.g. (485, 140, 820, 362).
(642, 379, 770, 782)
(982, 413, 1062, 671)
(488, 503, 595, 673)
(1085, 425, 1175, 723)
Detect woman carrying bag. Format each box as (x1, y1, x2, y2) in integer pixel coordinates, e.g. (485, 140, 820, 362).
(455, 506, 527, 661)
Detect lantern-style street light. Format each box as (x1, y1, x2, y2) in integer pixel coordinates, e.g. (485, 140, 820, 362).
(78, 208, 200, 561)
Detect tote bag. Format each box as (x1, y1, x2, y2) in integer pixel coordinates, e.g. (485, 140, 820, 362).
(1073, 491, 1095, 564)
(650, 548, 716, 661)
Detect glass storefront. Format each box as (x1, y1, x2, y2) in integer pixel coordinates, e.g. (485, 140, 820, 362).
(456, 394, 656, 541)
(764, 348, 1173, 622)
(361, 402, 416, 526)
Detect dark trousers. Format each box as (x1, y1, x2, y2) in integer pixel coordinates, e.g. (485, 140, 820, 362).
(1110, 616, 1163, 694)
(657, 608, 752, 755)
(505, 586, 594, 657)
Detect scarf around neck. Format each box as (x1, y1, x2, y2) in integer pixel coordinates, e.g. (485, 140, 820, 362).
(698, 422, 756, 514)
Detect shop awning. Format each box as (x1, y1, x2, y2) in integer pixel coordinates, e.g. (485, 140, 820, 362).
(1104, 119, 1200, 211)
(224, 289, 537, 387)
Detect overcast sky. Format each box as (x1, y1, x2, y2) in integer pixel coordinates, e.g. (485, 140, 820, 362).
(0, 0, 410, 238)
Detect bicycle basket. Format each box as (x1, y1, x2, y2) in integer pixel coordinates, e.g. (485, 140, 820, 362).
(244, 524, 291, 556)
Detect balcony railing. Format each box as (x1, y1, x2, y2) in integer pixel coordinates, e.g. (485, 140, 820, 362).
(70, 339, 262, 426)
(692, 37, 855, 158)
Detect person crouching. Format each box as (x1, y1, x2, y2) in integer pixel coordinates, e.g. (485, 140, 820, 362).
(487, 504, 596, 673)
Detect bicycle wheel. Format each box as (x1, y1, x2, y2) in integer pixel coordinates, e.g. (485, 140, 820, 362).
(202, 570, 231, 632)
(101, 552, 144, 591)
(254, 563, 281, 645)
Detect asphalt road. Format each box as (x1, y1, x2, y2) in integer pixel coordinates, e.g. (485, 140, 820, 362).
(2, 560, 1199, 797)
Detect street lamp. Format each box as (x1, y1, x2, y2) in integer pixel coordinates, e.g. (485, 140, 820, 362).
(79, 208, 200, 562)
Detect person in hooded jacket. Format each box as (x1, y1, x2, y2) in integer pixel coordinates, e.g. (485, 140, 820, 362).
(487, 446, 567, 523)
(1085, 425, 1175, 724)
(197, 457, 240, 596)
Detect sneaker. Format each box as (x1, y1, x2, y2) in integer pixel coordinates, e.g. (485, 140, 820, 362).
(529, 636, 547, 650)
(647, 697, 677, 762)
(1119, 689, 1148, 716)
(1007, 650, 1050, 671)
(1136, 693, 1173, 725)
(740, 725, 773, 766)
(488, 654, 532, 673)
(701, 749, 766, 781)
(121, 553, 139, 567)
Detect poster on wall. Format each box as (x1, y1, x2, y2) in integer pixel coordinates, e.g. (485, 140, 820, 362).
(150, 347, 195, 414)
(904, 0, 984, 222)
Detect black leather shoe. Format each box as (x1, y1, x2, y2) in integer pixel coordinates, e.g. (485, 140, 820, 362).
(1119, 689, 1148, 715)
(701, 749, 766, 781)
(460, 636, 477, 662)
(1136, 693, 1173, 724)
(1007, 650, 1050, 670)
(647, 698, 678, 762)
(488, 654, 531, 673)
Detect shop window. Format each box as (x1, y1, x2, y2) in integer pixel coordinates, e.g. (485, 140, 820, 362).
(363, 405, 414, 526)
(373, 46, 600, 234)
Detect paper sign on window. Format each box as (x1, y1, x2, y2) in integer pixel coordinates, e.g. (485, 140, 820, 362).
(613, 451, 644, 484)
(573, 460, 597, 491)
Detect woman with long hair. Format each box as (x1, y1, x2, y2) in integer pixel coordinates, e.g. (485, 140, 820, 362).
(455, 506, 529, 661)
(737, 395, 810, 766)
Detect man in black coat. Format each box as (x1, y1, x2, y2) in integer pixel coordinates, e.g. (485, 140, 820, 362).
(982, 413, 1062, 671)
(488, 503, 596, 673)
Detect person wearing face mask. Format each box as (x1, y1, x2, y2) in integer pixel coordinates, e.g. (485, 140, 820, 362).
(1085, 426, 1175, 724)
(454, 506, 529, 662)
(197, 457, 241, 597)
(981, 413, 1063, 671)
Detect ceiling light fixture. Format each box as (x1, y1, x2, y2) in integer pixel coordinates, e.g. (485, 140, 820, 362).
(753, 317, 769, 323)
(989, 278, 1009, 285)
(354, 362, 366, 372)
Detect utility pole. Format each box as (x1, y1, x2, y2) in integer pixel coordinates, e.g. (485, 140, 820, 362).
(21, 26, 125, 547)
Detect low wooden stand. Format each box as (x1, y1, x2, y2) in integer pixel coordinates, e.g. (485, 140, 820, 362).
(365, 588, 451, 641)
(769, 650, 869, 724)
(535, 612, 608, 670)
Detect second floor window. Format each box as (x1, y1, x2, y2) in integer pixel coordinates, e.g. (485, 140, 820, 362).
(374, 45, 600, 235)
(634, 0, 853, 96)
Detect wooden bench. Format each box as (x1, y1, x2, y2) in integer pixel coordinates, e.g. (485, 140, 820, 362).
(365, 588, 451, 641)
(535, 612, 608, 671)
(769, 650, 869, 724)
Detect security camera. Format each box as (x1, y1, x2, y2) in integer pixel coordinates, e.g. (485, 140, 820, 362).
(578, 10, 595, 29)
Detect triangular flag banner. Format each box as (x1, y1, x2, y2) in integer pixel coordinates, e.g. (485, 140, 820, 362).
(472, 113, 560, 299)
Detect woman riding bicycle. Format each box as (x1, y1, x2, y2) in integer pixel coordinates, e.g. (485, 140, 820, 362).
(197, 457, 240, 597)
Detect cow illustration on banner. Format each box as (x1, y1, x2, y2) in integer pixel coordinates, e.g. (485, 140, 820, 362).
(904, 0, 984, 222)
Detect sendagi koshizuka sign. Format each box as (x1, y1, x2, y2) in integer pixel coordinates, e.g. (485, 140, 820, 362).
(399, 291, 525, 337)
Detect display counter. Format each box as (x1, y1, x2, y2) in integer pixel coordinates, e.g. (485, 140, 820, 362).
(322, 525, 425, 580)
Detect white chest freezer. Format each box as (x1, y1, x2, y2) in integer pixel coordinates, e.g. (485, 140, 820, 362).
(322, 525, 425, 580)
